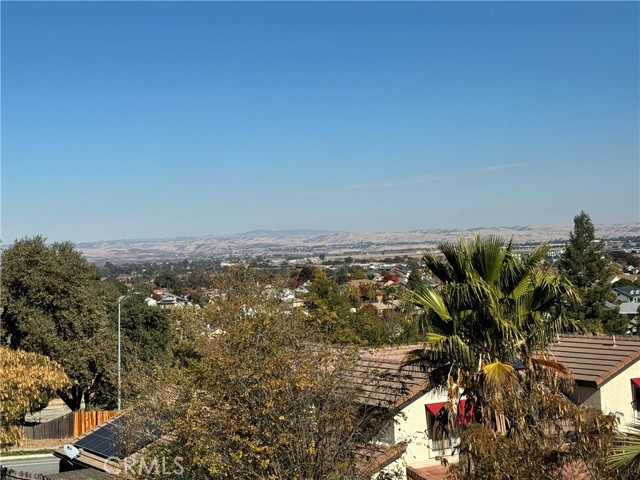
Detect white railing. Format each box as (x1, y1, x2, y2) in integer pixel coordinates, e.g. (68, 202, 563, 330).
(431, 436, 458, 453)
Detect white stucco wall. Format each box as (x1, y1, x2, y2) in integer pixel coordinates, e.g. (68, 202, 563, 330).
(598, 358, 640, 426)
(372, 455, 407, 480)
(392, 387, 458, 468)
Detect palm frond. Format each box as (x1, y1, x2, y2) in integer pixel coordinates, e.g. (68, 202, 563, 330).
(482, 360, 516, 389)
(471, 235, 506, 285)
(609, 423, 640, 473)
(438, 239, 470, 282)
(422, 250, 454, 284)
(407, 284, 451, 322)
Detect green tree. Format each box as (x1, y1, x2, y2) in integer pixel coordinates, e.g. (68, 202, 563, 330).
(405, 236, 618, 478)
(559, 211, 625, 334)
(303, 271, 411, 346)
(106, 297, 173, 407)
(406, 258, 423, 291)
(1, 236, 115, 411)
(154, 271, 184, 294)
(406, 236, 577, 418)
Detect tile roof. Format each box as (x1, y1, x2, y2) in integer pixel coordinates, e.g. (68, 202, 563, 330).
(407, 464, 450, 480)
(405, 461, 592, 480)
(358, 442, 407, 476)
(348, 344, 429, 409)
(547, 334, 640, 386)
(43, 469, 114, 480)
(350, 334, 640, 407)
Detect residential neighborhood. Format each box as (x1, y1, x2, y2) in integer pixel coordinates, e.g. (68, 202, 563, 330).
(2, 1, 639, 479)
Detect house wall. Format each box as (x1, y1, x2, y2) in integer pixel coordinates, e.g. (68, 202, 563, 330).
(372, 456, 407, 480)
(599, 358, 640, 425)
(393, 388, 455, 469)
(573, 385, 600, 409)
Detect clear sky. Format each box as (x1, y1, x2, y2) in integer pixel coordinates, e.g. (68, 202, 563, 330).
(2, 1, 638, 244)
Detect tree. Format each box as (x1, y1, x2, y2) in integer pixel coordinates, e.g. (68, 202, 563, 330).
(303, 271, 413, 346)
(1, 347, 68, 447)
(406, 258, 423, 291)
(404, 236, 619, 477)
(609, 423, 640, 479)
(559, 211, 625, 334)
(124, 267, 396, 479)
(154, 271, 184, 294)
(1, 236, 115, 411)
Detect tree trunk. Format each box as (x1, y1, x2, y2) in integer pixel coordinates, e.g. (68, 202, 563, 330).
(58, 385, 84, 411)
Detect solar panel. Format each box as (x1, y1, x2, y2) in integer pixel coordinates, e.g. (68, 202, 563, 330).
(74, 415, 161, 459)
(75, 417, 126, 458)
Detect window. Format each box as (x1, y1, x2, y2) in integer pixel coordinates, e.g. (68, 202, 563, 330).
(425, 401, 471, 457)
(631, 378, 640, 420)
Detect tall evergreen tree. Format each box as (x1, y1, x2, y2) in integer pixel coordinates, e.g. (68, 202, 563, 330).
(559, 211, 625, 334)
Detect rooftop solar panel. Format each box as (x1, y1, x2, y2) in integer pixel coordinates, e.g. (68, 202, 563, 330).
(74, 415, 160, 459)
(75, 419, 125, 458)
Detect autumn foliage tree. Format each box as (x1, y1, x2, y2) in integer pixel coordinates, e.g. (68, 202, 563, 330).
(0, 347, 68, 447)
(124, 267, 397, 480)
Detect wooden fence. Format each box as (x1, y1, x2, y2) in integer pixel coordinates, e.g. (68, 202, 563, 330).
(1, 468, 44, 480)
(24, 411, 118, 440)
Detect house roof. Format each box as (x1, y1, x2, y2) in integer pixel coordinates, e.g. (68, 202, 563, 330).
(350, 334, 640, 408)
(53, 415, 161, 474)
(547, 334, 640, 386)
(348, 344, 429, 409)
(614, 287, 640, 298)
(43, 470, 114, 480)
(407, 464, 449, 480)
(359, 442, 407, 476)
(406, 461, 593, 480)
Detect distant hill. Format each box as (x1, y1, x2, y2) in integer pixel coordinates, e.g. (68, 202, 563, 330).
(74, 223, 640, 264)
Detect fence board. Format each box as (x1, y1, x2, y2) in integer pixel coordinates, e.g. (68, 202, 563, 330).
(23, 411, 118, 440)
(1, 467, 44, 480)
(23, 413, 73, 440)
(73, 411, 118, 438)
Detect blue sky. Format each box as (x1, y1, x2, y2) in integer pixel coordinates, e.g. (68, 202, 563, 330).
(2, 1, 638, 243)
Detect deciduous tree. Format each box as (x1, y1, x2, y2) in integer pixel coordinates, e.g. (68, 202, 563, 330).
(0, 347, 68, 447)
(125, 267, 396, 479)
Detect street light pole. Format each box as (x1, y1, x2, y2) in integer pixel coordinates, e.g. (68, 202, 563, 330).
(117, 292, 140, 411)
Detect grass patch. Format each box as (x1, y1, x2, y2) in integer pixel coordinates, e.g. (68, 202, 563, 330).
(1, 448, 53, 456)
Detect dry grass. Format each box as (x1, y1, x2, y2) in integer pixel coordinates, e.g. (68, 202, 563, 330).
(23, 437, 73, 449)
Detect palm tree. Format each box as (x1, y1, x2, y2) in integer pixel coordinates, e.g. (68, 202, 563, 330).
(609, 423, 640, 478)
(404, 236, 579, 432)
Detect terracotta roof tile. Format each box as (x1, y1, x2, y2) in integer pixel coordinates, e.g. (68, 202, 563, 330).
(407, 464, 450, 480)
(547, 334, 640, 386)
(352, 344, 429, 409)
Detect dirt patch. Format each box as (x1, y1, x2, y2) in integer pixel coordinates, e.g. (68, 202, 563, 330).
(24, 438, 73, 449)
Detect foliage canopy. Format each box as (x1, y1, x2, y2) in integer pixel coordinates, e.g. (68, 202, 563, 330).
(125, 267, 398, 480)
(0, 347, 68, 447)
(405, 236, 620, 477)
(1, 236, 114, 410)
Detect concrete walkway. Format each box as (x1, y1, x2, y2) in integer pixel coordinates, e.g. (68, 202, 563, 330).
(25, 398, 72, 424)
